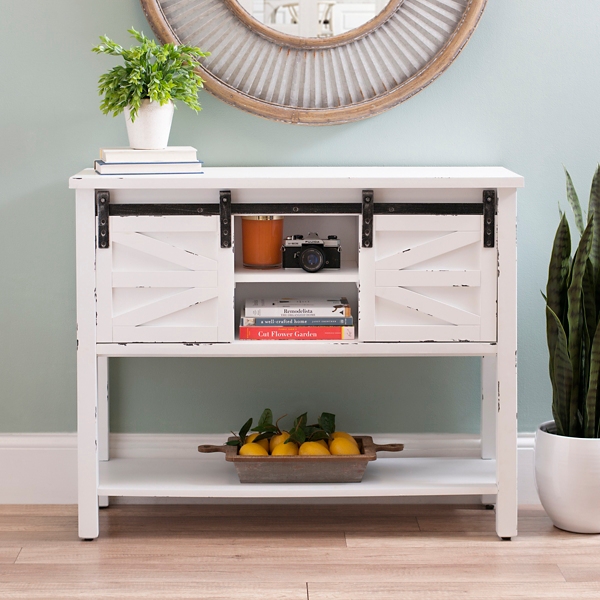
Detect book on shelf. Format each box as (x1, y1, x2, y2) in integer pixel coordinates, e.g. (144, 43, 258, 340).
(99, 146, 198, 163)
(239, 326, 355, 340)
(245, 297, 352, 318)
(94, 160, 203, 175)
(241, 316, 353, 327)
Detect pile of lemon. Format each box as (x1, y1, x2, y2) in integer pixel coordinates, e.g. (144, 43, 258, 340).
(239, 430, 360, 457)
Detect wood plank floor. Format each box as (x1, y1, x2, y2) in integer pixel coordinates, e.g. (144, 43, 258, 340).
(0, 504, 599, 599)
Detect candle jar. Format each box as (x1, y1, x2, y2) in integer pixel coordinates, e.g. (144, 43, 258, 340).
(241, 216, 284, 269)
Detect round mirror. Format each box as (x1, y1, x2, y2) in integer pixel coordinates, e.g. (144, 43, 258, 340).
(239, 0, 391, 40)
(141, 0, 487, 125)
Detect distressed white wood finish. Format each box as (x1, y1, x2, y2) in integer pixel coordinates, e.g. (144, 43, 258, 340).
(71, 166, 521, 539)
(96, 215, 234, 344)
(97, 357, 110, 509)
(70, 166, 524, 190)
(98, 457, 498, 498)
(75, 190, 99, 539)
(495, 188, 518, 539)
(481, 355, 497, 460)
(360, 214, 496, 342)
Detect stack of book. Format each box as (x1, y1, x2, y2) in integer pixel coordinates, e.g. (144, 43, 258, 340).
(240, 297, 355, 340)
(94, 146, 203, 175)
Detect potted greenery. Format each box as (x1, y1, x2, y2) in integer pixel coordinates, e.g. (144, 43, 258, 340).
(92, 28, 209, 149)
(537, 165, 600, 533)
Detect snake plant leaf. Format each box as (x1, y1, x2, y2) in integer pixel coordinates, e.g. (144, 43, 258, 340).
(546, 214, 571, 383)
(588, 165, 600, 274)
(582, 258, 597, 348)
(565, 168, 585, 235)
(566, 219, 594, 435)
(584, 321, 600, 437)
(546, 306, 572, 436)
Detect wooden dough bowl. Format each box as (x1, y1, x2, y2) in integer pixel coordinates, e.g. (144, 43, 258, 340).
(198, 436, 404, 483)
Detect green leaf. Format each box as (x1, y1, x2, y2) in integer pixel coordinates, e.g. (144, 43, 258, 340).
(253, 431, 274, 442)
(293, 412, 307, 429)
(286, 428, 306, 445)
(546, 214, 571, 322)
(566, 219, 594, 436)
(238, 417, 253, 443)
(308, 430, 330, 442)
(565, 168, 585, 235)
(584, 321, 600, 437)
(255, 409, 273, 430)
(588, 164, 600, 274)
(546, 306, 573, 436)
(318, 412, 336, 435)
(225, 439, 241, 446)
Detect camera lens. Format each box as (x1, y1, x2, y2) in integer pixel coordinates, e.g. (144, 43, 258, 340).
(300, 247, 325, 272)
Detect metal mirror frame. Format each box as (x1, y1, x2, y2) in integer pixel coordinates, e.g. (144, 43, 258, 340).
(141, 0, 487, 125)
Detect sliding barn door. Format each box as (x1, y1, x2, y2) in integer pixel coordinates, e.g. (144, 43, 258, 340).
(96, 215, 233, 343)
(359, 214, 497, 342)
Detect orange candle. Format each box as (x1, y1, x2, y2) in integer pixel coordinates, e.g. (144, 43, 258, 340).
(242, 216, 284, 269)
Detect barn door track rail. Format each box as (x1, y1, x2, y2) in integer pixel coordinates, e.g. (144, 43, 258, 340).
(95, 189, 497, 249)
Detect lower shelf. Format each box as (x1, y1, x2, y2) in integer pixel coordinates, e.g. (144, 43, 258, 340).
(98, 457, 498, 498)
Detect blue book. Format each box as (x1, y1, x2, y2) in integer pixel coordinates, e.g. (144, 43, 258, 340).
(240, 316, 353, 327)
(94, 159, 203, 175)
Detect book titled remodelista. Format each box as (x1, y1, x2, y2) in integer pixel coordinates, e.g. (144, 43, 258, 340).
(244, 297, 352, 318)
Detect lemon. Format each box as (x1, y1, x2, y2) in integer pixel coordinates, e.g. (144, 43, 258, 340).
(315, 439, 329, 450)
(239, 442, 269, 456)
(330, 431, 358, 447)
(299, 441, 331, 456)
(269, 431, 290, 453)
(246, 433, 269, 452)
(329, 437, 361, 456)
(271, 441, 299, 455)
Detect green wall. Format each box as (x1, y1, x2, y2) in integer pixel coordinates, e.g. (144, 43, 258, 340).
(2, 0, 599, 434)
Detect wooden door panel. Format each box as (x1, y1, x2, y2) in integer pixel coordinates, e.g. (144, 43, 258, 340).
(96, 215, 233, 343)
(359, 214, 497, 342)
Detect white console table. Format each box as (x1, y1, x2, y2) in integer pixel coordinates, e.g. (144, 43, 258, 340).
(70, 166, 522, 540)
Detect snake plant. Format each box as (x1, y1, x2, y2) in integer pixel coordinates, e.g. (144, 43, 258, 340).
(546, 166, 600, 437)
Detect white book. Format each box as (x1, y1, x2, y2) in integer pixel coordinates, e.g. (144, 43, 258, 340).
(94, 160, 203, 175)
(99, 146, 198, 163)
(245, 297, 351, 318)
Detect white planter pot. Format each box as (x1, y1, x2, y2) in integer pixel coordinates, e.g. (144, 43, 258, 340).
(535, 420, 600, 533)
(124, 100, 174, 150)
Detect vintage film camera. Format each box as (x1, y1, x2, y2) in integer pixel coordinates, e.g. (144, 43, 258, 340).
(282, 233, 341, 273)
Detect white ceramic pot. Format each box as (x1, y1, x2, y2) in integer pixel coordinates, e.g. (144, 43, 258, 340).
(124, 99, 174, 150)
(535, 420, 600, 533)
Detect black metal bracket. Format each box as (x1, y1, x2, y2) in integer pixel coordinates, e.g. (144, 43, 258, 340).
(362, 190, 374, 248)
(483, 189, 497, 248)
(96, 190, 110, 248)
(220, 190, 232, 248)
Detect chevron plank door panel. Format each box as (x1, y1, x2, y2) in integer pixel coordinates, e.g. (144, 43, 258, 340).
(96, 215, 234, 343)
(359, 214, 497, 342)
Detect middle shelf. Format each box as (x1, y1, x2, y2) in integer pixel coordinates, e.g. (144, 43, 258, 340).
(234, 261, 359, 283)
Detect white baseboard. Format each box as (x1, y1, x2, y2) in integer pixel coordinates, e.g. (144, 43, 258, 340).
(0, 433, 539, 505)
